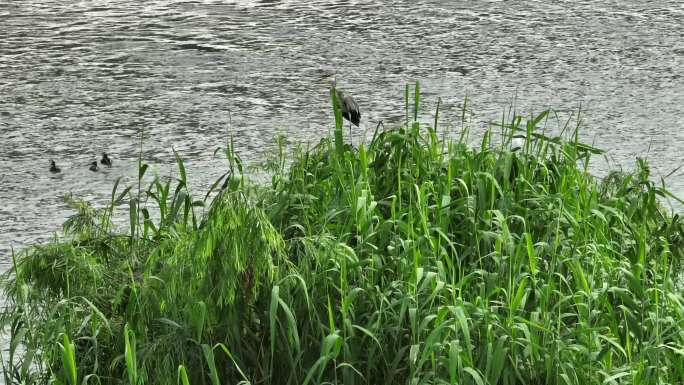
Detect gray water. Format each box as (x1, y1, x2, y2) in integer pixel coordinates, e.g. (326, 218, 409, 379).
(1, 0, 684, 266)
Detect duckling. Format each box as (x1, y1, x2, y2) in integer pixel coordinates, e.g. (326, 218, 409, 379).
(49, 160, 61, 173)
(89, 161, 99, 172)
(100, 152, 112, 167)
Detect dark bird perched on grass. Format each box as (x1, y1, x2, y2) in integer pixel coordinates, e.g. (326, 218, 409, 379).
(49, 160, 61, 173)
(328, 76, 360, 139)
(89, 161, 99, 172)
(100, 153, 112, 167)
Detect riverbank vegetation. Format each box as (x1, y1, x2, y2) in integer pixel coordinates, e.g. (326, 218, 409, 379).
(2, 84, 684, 385)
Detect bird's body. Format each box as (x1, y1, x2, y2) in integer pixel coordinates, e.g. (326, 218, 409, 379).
(328, 77, 361, 139)
(100, 153, 112, 167)
(334, 87, 360, 127)
(89, 161, 99, 172)
(49, 160, 61, 173)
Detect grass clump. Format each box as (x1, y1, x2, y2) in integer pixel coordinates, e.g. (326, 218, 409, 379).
(2, 84, 684, 385)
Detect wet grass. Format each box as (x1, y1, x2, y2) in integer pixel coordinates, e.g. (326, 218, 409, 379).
(2, 84, 684, 385)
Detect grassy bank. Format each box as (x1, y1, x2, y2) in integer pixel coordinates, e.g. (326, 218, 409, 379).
(2, 85, 684, 385)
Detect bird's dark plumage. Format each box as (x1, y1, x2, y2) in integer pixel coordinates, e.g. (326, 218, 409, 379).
(341, 95, 360, 126)
(332, 80, 361, 127)
(89, 161, 99, 172)
(49, 160, 61, 173)
(100, 153, 112, 167)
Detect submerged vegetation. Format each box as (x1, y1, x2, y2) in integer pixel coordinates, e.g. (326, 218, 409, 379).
(2, 84, 684, 385)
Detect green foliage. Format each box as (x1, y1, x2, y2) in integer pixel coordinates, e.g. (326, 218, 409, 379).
(2, 86, 684, 385)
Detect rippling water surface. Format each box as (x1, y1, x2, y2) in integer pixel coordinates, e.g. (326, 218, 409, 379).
(1, 0, 683, 265)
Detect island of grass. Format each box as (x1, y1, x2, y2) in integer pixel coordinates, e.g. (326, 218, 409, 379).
(3, 85, 684, 385)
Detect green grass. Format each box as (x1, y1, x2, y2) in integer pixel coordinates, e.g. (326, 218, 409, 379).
(2, 83, 684, 385)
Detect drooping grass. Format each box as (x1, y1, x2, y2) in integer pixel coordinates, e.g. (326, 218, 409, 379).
(2, 83, 684, 385)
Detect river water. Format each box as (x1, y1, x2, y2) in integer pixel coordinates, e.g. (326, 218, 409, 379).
(1, 0, 683, 267)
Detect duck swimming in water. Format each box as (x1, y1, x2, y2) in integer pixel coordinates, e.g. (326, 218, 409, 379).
(100, 152, 112, 167)
(49, 160, 61, 173)
(89, 161, 99, 172)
